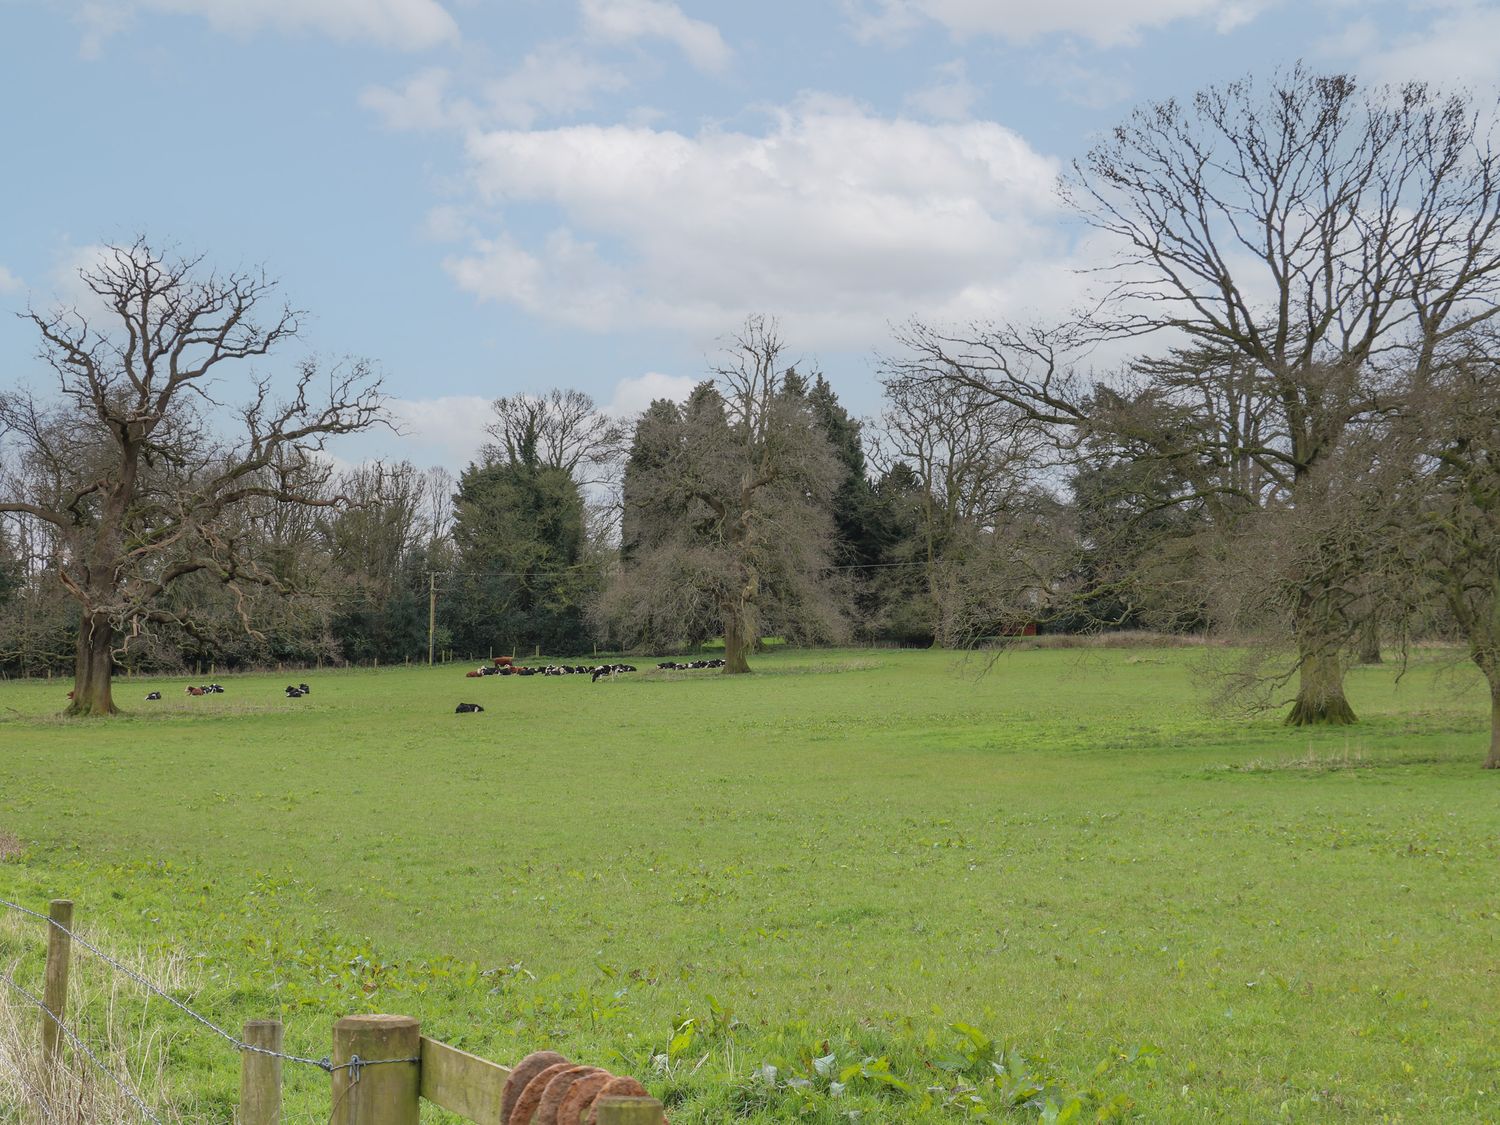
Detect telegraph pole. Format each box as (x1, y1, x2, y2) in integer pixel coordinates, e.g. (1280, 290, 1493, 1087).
(427, 571, 436, 666)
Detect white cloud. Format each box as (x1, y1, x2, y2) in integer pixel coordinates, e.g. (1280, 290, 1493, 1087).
(903, 59, 979, 120)
(1353, 4, 1500, 88)
(74, 2, 133, 58)
(78, 0, 459, 53)
(580, 0, 731, 72)
(0, 266, 22, 297)
(444, 97, 1083, 348)
(378, 380, 693, 466)
(363, 46, 628, 133)
(385, 394, 493, 467)
(1314, 15, 1379, 60)
(45, 244, 120, 322)
(361, 67, 473, 131)
(422, 204, 479, 243)
(844, 0, 1274, 48)
(482, 43, 629, 127)
(607, 371, 698, 417)
(1025, 45, 1134, 108)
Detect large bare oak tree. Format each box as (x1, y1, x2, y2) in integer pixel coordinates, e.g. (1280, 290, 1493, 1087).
(1399, 339, 1500, 767)
(891, 66, 1500, 723)
(0, 240, 384, 715)
(1074, 66, 1500, 723)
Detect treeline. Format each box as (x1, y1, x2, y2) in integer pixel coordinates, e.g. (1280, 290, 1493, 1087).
(10, 66, 1500, 760)
(0, 326, 1053, 673)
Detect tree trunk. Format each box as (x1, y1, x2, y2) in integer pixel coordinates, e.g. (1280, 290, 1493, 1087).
(1286, 645, 1355, 726)
(68, 613, 118, 716)
(1487, 686, 1500, 770)
(1356, 612, 1382, 665)
(721, 597, 753, 675)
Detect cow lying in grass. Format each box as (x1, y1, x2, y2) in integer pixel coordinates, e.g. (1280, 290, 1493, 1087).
(454, 702, 484, 713)
(591, 664, 638, 682)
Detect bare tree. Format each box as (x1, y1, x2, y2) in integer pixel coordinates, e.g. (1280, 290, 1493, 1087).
(876, 368, 1057, 645)
(323, 461, 432, 602)
(485, 388, 626, 484)
(0, 239, 384, 714)
(1401, 339, 1500, 767)
(1070, 65, 1500, 723)
(422, 465, 455, 550)
(891, 67, 1500, 723)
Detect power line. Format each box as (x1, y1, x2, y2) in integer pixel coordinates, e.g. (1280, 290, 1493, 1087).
(425, 559, 927, 581)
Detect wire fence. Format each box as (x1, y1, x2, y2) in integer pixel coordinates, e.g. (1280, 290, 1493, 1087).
(0, 969, 163, 1125)
(0, 897, 418, 1123)
(0, 1031, 57, 1124)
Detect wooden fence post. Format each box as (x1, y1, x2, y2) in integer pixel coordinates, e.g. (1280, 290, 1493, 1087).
(596, 1095, 666, 1124)
(330, 1015, 420, 1125)
(40, 900, 73, 1071)
(239, 1019, 282, 1125)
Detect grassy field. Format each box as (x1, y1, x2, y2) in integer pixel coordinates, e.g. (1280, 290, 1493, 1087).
(0, 646, 1497, 1123)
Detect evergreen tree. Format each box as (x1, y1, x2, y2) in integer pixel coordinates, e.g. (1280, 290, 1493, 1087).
(448, 452, 596, 656)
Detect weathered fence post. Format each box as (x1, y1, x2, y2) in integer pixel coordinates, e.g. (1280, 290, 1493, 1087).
(239, 1019, 283, 1125)
(596, 1095, 666, 1124)
(330, 1014, 420, 1125)
(40, 899, 73, 1071)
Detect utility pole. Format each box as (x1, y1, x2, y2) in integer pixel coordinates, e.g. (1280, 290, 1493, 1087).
(427, 572, 437, 666)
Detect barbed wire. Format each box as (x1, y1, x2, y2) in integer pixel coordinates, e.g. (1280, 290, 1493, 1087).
(0, 970, 163, 1125)
(0, 1037, 58, 1123)
(0, 899, 416, 1081)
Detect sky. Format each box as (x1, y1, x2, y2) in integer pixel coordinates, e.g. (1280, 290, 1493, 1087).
(1, 0, 1493, 472)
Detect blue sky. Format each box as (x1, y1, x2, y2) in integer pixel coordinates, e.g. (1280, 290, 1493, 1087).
(1, 0, 1491, 470)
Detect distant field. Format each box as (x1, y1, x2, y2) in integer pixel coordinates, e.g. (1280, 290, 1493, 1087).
(1, 647, 1497, 1123)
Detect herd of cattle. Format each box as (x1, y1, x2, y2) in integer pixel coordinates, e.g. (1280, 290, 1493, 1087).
(133, 682, 310, 701)
(465, 662, 638, 681)
(86, 655, 727, 714)
(451, 656, 725, 713)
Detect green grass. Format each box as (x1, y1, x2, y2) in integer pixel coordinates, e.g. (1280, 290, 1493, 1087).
(1, 647, 1497, 1122)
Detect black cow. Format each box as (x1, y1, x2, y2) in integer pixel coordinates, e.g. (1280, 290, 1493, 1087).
(145, 692, 162, 701)
(285, 685, 304, 698)
(455, 702, 484, 713)
(298, 683, 311, 694)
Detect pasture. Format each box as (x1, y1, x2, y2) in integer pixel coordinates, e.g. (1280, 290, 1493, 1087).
(0, 646, 1497, 1123)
